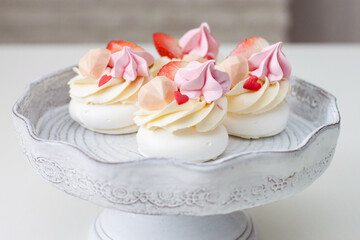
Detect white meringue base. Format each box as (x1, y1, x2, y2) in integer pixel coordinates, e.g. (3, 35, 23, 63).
(69, 99, 139, 134)
(137, 125, 229, 162)
(224, 102, 289, 139)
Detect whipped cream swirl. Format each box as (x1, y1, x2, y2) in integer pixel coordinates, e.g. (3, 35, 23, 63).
(69, 67, 146, 104)
(134, 96, 227, 132)
(179, 22, 219, 59)
(226, 77, 290, 114)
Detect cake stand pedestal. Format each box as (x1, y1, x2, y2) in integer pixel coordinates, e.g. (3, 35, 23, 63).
(12, 67, 340, 240)
(89, 210, 255, 240)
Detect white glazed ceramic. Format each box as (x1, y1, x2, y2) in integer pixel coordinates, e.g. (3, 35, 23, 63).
(13, 66, 340, 240)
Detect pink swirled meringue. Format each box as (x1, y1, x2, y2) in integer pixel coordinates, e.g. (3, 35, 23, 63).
(174, 60, 230, 103)
(248, 42, 291, 82)
(110, 46, 154, 81)
(179, 22, 219, 59)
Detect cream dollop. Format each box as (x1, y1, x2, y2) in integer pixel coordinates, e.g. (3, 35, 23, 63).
(134, 96, 227, 133)
(248, 42, 291, 82)
(110, 46, 154, 81)
(226, 77, 290, 114)
(69, 67, 146, 104)
(174, 60, 230, 103)
(179, 22, 219, 59)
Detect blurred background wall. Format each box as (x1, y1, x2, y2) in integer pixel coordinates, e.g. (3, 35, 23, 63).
(290, 0, 360, 42)
(0, 0, 359, 43)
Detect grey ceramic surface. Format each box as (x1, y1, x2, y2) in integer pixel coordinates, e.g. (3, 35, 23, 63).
(13, 66, 340, 216)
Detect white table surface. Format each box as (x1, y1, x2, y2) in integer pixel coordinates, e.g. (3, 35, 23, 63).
(0, 43, 359, 240)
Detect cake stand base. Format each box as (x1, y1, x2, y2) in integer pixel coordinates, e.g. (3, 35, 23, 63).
(89, 209, 256, 240)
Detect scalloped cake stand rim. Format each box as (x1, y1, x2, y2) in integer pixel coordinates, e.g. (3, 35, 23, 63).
(12, 65, 341, 168)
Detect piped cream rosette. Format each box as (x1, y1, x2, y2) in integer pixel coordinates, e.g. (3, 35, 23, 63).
(135, 80, 227, 133)
(134, 60, 231, 162)
(68, 45, 154, 134)
(69, 67, 145, 105)
(217, 39, 292, 138)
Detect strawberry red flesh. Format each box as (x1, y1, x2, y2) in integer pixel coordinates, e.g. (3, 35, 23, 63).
(98, 75, 112, 87)
(229, 37, 269, 59)
(157, 61, 188, 81)
(153, 33, 184, 59)
(106, 40, 144, 54)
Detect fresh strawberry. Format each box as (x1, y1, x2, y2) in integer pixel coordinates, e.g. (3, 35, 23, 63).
(174, 91, 189, 105)
(153, 33, 184, 59)
(98, 75, 112, 87)
(106, 40, 144, 54)
(157, 61, 188, 81)
(229, 37, 269, 59)
(243, 76, 261, 91)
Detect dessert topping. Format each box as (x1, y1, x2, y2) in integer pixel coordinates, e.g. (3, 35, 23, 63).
(248, 42, 291, 82)
(106, 40, 144, 54)
(98, 74, 112, 87)
(78, 48, 111, 79)
(110, 46, 154, 81)
(174, 91, 189, 105)
(138, 76, 177, 111)
(229, 36, 269, 59)
(157, 61, 188, 80)
(216, 55, 249, 88)
(174, 60, 230, 103)
(243, 76, 261, 91)
(179, 22, 219, 59)
(153, 33, 184, 59)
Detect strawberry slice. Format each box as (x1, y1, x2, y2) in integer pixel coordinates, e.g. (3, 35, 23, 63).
(174, 91, 189, 105)
(243, 76, 261, 91)
(106, 40, 144, 54)
(153, 33, 184, 59)
(229, 37, 269, 59)
(98, 75, 112, 87)
(157, 61, 188, 81)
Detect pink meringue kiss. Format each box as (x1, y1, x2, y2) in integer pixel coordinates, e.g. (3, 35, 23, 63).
(138, 76, 177, 111)
(248, 42, 291, 82)
(179, 22, 219, 59)
(110, 46, 154, 81)
(79, 48, 111, 79)
(174, 60, 230, 103)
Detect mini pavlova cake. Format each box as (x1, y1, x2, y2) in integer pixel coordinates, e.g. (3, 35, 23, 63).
(150, 22, 219, 77)
(217, 37, 292, 139)
(134, 60, 231, 162)
(68, 41, 154, 134)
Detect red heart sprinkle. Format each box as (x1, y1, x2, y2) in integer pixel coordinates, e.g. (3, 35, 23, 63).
(174, 91, 189, 105)
(243, 76, 261, 91)
(98, 75, 112, 87)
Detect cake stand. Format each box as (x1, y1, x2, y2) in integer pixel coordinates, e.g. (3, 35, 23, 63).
(13, 66, 340, 240)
